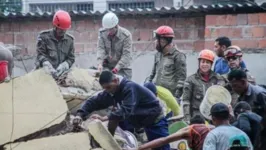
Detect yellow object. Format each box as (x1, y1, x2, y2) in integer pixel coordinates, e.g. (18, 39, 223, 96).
(156, 86, 180, 116)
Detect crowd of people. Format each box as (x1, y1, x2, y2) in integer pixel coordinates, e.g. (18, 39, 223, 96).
(1, 10, 266, 150)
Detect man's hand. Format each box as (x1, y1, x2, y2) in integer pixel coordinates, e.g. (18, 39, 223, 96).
(43, 61, 56, 76)
(97, 64, 103, 72)
(72, 116, 83, 132)
(55, 62, 69, 77)
(112, 68, 118, 74)
(89, 114, 108, 122)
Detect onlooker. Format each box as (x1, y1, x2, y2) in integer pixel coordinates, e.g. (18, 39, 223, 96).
(203, 103, 253, 150)
(228, 135, 251, 150)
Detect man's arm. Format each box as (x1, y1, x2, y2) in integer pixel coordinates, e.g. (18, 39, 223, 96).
(36, 34, 48, 67)
(115, 34, 132, 70)
(202, 132, 217, 150)
(174, 53, 187, 98)
(96, 33, 107, 66)
(139, 126, 190, 150)
(182, 78, 193, 123)
(148, 55, 157, 82)
(65, 41, 75, 67)
(76, 92, 113, 120)
(237, 114, 251, 135)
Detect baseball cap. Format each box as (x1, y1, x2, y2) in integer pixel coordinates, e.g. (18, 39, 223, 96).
(229, 135, 249, 148)
(210, 102, 229, 116)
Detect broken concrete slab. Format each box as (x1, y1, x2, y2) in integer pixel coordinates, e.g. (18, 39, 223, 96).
(4, 132, 91, 150)
(0, 69, 68, 145)
(87, 120, 122, 150)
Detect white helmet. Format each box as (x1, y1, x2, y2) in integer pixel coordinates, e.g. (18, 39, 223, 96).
(102, 12, 119, 29)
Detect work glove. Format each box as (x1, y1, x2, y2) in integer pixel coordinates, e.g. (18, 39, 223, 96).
(43, 61, 56, 76)
(112, 68, 118, 74)
(72, 115, 83, 132)
(55, 61, 69, 78)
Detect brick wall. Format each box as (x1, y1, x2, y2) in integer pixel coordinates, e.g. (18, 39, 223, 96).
(205, 13, 266, 51)
(0, 16, 205, 55)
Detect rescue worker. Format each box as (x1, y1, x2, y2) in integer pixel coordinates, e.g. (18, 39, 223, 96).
(138, 115, 214, 150)
(97, 12, 132, 79)
(35, 10, 75, 78)
(214, 36, 246, 74)
(0, 44, 14, 82)
(73, 70, 170, 150)
(182, 49, 226, 123)
(148, 26, 187, 98)
(144, 82, 180, 119)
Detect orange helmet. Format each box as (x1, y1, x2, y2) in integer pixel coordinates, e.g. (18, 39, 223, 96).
(198, 49, 215, 62)
(224, 45, 243, 57)
(53, 10, 71, 30)
(155, 26, 175, 38)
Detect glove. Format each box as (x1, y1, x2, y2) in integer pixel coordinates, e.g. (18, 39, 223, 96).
(43, 61, 56, 76)
(112, 68, 118, 74)
(72, 115, 83, 132)
(55, 62, 69, 77)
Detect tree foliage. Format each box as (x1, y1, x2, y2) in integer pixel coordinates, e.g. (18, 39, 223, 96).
(0, 0, 22, 13)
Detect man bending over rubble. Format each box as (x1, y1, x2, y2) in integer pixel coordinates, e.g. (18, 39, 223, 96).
(73, 70, 170, 150)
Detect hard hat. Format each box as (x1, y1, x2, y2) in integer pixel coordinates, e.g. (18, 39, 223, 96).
(155, 26, 175, 38)
(102, 12, 119, 29)
(198, 49, 215, 62)
(224, 45, 243, 57)
(53, 10, 71, 30)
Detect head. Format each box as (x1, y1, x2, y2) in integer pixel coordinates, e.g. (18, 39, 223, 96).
(233, 101, 251, 117)
(214, 37, 231, 57)
(210, 103, 230, 126)
(198, 49, 215, 73)
(225, 46, 243, 69)
(190, 115, 205, 125)
(102, 12, 119, 36)
(144, 82, 157, 96)
(53, 10, 71, 37)
(99, 70, 119, 94)
(228, 70, 248, 95)
(154, 26, 174, 52)
(229, 135, 250, 150)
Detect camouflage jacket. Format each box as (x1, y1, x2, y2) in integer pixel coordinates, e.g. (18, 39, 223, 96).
(35, 29, 75, 69)
(149, 47, 187, 97)
(97, 26, 132, 70)
(182, 70, 227, 122)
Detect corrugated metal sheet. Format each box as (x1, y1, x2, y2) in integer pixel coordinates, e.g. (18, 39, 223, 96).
(0, 2, 265, 19)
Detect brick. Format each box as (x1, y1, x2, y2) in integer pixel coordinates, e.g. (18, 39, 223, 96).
(259, 13, 266, 24)
(194, 17, 205, 27)
(205, 15, 217, 26)
(26, 44, 37, 55)
(237, 14, 248, 25)
(248, 14, 259, 25)
(174, 30, 182, 39)
(176, 18, 186, 28)
(194, 40, 205, 51)
(0, 33, 14, 44)
(204, 28, 211, 38)
(184, 18, 196, 28)
(204, 41, 214, 50)
(0, 23, 11, 32)
(74, 20, 87, 32)
(119, 18, 137, 29)
(198, 28, 205, 38)
(37, 21, 50, 31)
(132, 29, 140, 41)
(10, 22, 20, 32)
(73, 31, 90, 43)
(88, 31, 98, 42)
(139, 30, 152, 41)
(85, 43, 97, 52)
(218, 28, 241, 38)
(176, 41, 193, 50)
(226, 15, 237, 26)
(251, 27, 264, 38)
(133, 42, 154, 51)
(209, 28, 218, 39)
(233, 40, 258, 48)
(259, 39, 266, 48)
(242, 27, 252, 38)
(215, 15, 227, 26)
(166, 17, 176, 28)
(74, 43, 85, 53)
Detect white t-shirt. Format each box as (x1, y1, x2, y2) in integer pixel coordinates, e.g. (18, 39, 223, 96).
(203, 125, 253, 150)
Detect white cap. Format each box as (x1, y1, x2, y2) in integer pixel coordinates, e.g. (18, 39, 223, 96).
(102, 12, 119, 29)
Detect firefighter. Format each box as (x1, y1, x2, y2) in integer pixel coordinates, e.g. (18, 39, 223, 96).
(148, 26, 187, 98)
(97, 12, 132, 79)
(35, 10, 75, 78)
(182, 49, 226, 123)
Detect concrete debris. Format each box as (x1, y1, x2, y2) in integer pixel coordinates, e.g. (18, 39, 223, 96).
(87, 120, 122, 150)
(0, 69, 68, 145)
(4, 132, 91, 150)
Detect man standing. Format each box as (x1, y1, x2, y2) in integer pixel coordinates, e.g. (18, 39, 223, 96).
(35, 10, 75, 79)
(203, 103, 253, 150)
(73, 71, 170, 150)
(97, 12, 132, 79)
(214, 36, 246, 74)
(148, 26, 187, 98)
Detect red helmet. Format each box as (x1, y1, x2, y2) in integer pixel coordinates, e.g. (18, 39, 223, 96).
(53, 10, 71, 30)
(155, 26, 175, 38)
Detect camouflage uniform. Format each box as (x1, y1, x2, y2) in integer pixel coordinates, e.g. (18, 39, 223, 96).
(97, 26, 132, 79)
(182, 70, 226, 122)
(148, 47, 187, 97)
(223, 68, 256, 107)
(35, 29, 75, 69)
